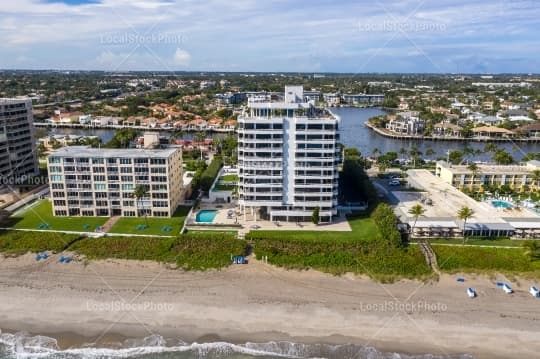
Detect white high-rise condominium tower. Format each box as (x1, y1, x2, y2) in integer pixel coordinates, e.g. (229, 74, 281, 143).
(238, 86, 340, 223)
(0, 99, 39, 183)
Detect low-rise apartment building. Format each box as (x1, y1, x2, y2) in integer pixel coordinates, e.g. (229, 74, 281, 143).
(47, 146, 183, 217)
(436, 160, 540, 191)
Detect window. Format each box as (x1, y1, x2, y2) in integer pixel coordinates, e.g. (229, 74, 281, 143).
(92, 158, 104, 164)
(150, 167, 166, 173)
(49, 166, 62, 173)
(50, 175, 63, 182)
(94, 175, 106, 182)
(48, 157, 61, 164)
(121, 183, 134, 191)
(121, 176, 133, 182)
(150, 158, 166, 165)
(94, 183, 106, 190)
(120, 158, 132, 164)
(51, 183, 64, 190)
(120, 167, 132, 173)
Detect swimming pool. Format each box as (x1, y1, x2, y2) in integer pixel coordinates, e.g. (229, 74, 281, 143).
(491, 200, 513, 209)
(195, 210, 218, 223)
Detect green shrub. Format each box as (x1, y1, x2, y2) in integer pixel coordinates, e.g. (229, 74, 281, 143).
(434, 245, 540, 274)
(200, 156, 223, 191)
(171, 232, 246, 270)
(0, 230, 81, 254)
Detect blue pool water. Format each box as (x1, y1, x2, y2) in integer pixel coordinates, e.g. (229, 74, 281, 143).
(195, 210, 218, 223)
(491, 200, 513, 209)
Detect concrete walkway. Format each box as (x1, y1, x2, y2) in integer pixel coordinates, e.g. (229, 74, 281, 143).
(101, 216, 120, 233)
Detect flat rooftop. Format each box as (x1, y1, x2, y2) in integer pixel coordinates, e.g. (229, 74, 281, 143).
(398, 170, 540, 227)
(49, 145, 180, 159)
(437, 160, 539, 174)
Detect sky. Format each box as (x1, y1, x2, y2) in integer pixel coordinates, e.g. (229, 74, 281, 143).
(1, 0, 539, 73)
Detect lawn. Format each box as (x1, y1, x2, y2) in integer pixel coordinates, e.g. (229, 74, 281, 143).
(9, 200, 107, 232)
(433, 245, 540, 275)
(108, 206, 191, 235)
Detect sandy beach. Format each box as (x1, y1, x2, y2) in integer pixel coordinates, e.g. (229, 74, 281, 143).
(0, 253, 539, 359)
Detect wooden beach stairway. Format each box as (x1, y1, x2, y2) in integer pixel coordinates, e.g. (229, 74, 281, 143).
(418, 240, 440, 274)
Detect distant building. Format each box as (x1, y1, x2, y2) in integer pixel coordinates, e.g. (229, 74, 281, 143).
(433, 122, 462, 137)
(472, 126, 515, 139)
(0, 98, 39, 183)
(200, 80, 216, 89)
(323, 93, 341, 106)
(215, 92, 247, 105)
(436, 160, 540, 191)
(47, 146, 183, 217)
(342, 94, 384, 106)
(386, 112, 425, 135)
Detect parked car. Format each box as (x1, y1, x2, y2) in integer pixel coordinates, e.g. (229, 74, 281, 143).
(388, 179, 401, 186)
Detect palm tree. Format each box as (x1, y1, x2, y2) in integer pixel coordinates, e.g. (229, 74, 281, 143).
(408, 204, 426, 236)
(457, 206, 475, 244)
(522, 240, 540, 260)
(467, 163, 480, 190)
(134, 185, 149, 225)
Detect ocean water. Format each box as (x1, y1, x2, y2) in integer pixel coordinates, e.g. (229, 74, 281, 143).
(0, 332, 474, 359)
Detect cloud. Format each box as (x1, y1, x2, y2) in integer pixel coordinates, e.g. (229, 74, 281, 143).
(172, 48, 191, 66)
(0, 0, 539, 72)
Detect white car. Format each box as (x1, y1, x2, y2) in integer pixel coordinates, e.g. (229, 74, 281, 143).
(388, 180, 401, 186)
(530, 286, 540, 297)
(467, 287, 476, 298)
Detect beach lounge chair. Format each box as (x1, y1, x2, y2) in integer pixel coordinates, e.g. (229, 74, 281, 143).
(64, 256, 72, 263)
(35, 254, 42, 261)
(58, 256, 65, 263)
(529, 286, 540, 297)
(502, 283, 513, 294)
(467, 288, 476, 298)
(41, 252, 49, 260)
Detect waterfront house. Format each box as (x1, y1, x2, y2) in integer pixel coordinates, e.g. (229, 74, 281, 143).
(188, 117, 207, 131)
(386, 112, 425, 135)
(433, 122, 463, 137)
(323, 93, 341, 106)
(207, 117, 224, 130)
(472, 126, 516, 139)
(516, 123, 540, 138)
(223, 119, 237, 130)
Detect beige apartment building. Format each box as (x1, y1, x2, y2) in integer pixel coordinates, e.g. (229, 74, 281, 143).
(436, 160, 540, 191)
(47, 146, 183, 217)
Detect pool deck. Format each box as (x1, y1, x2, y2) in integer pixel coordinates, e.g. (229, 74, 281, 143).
(191, 206, 352, 232)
